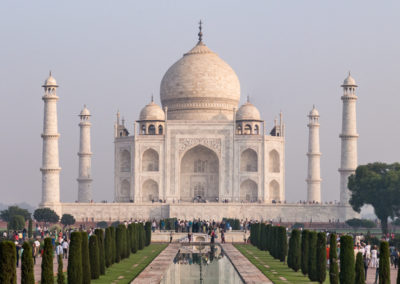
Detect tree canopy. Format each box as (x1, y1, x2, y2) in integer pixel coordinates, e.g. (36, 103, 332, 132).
(0, 205, 31, 222)
(345, 218, 376, 229)
(33, 208, 59, 223)
(61, 214, 76, 226)
(348, 162, 400, 234)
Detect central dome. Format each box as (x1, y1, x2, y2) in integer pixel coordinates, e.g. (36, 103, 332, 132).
(160, 41, 241, 120)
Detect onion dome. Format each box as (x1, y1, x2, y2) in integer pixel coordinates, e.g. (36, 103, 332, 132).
(342, 72, 357, 86)
(309, 105, 319, 117)
(236, 101, 261, 121)
(139, 101, 165, 121)
(43, 72, 58, 87)
(79, 105, 91, 116)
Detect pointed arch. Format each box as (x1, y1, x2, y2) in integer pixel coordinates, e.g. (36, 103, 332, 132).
(142, 148, 159, 171)
(244, 124, 252, 135)
(142, 179, 158, 202)
(120, 150, 131, 172)
(148, 124, 156, 135)
(120, 179, 130, 202)
(269, 150, 280, 173)
(240, 179, 258, 202)
(240, 148, 258, 172)
(269, 180, 280, 201)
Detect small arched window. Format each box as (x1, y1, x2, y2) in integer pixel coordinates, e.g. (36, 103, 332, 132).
(236, 125, 242, 135)
(254, 125, 259, 135)
(148, 125, 156, 135)
(141, 125, 146, 135)
(158, 125, 163, 135)
(244, 124, 252, 135)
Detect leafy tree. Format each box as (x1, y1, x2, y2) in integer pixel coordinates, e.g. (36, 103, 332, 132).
(41, 238, 54, 284)
(95, 229, 105, 275)
(33, 208, 59, 224)
(316, 232, 326, 283)
(21, 242, 34, 284)
(300, 230, 309, 275)
(68, 232, 82, 284)
(329, 233, 339, 284)
(379, 241, 390, 284)
(96, 221, 108, 229)
(145, 221, 151, 246)
(61, 214, 75, 227)
(104, 227, 112, 267)
(355, 252, 365, 284)
(81, 231, 91, 284)
(339, 235, 355, 284)
(307, 231, 318, 281)
(89, 235, 100, 279)
(57, 254, 65, 284)
(348, 162, 400, 234)
(288, 229, 301, 272)
(8, 215, 25, 230)
(0, 205, 31, 222)
(345, 218, 376, 229)
(0, 241, 17, 284)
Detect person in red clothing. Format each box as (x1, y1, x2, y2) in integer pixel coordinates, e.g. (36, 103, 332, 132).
(326, 244, 330, 265)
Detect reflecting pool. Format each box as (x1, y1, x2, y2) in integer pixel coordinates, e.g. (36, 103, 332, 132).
(160, 245, 244, 284)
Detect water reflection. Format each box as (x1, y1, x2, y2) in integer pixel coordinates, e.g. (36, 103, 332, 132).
(161, 245, 243, 284)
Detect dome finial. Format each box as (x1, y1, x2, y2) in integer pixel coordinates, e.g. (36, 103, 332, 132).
(198, 20, 203, 43)
(247, 95, 250, 103)
(49, 70, 52, 76)
(151, 94, 154, 102)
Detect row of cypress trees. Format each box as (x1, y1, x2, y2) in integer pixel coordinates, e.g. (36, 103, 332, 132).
(250, 223, 287, 262)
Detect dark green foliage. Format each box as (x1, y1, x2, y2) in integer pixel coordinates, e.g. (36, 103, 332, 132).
(132, 224, 138, 253)
(316, 232, 326, 283)
(104, 227, 112, 267)
(222, 218, 241, 230)
(89, 235, 100, 279)
(145, 221, 152, 246)
(379, 241, 390, 284)
(138, 223, 145, 250)
(266, 224, 271, 251)
(291, 222, 305, 230)
(128, 224, 135, 254)
(355, 252, 365, 284)
(21, 242, 34, 284)
(68, 232, 82, 284)
(61, 214, 76, 227)
(261, 224, 268, 251)
(0, 205, 31, 222)
(96, 221, 108, 228)
(125, 226, 131, 257)
(94, 229, 105, 275)
(346, 218, 376, 229)
(0, 241, 17, 284)
(160, 218, 177, 230)
(116, 225, 123, 262)
(41, 238, 54, 284)
(110, 226, 117, 264)
(81, 232, 91, 284)
(33, 207, 59, 223)
(307, 231, 317, 281)
(329, 233, 339, 284)
(277, 226, 287, 262)
(28, 219, 33, 238)
(57, 254, 65, 284)
(9, 215, 25, 230)
(339, 235, 355, 284)
(300, 230, 309, 275)
(288, 229, 301, 272)
(111, 221, 120, 227)
(397, 262, 400, 284)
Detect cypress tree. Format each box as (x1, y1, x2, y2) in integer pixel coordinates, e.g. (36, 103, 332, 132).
(94, 229, 105, 275)
(104, 227, 112, 267)
(89, 235, 100, 279)
(288, 229, 301, 272)
(307, 231, 318, 281)
(138, 223, 145, 250)
(28, 219, 33, 239)
(379, 241, 390, 284)
(329, 233, 339, 284)
(300, 230, 309, 275)
(145, 221, 152, 246)
(68, 232, 82, 284)
(132, 224, 138, 253)
(81, 231, 91, 284)
(355, 252, 365, 284)
(287, 231, 293, 269)
(0, 241, 17, 284)
(57, 254, 65, 284)
(116, 225, 123, 262)
(128, 224, 134, 253)
(125, 226, 131, 257)
(397, 262, 400, 284)
(339, 235, 355, 284)
(121, 225, 127, 259)
(21, 242, 34, 284)
(278, 226, 287, 262)
(111, 226, 117, 264)
(316, 232, 326, 283)
(266, 224, 271, 252)
(41, 237, 54, 284)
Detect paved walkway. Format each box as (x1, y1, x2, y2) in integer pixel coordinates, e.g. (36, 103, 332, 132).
(221, 243, 272, 284)
(366, 266, 398, 284)
(16, 256, 68, 283)
(132, 244, 180, 284)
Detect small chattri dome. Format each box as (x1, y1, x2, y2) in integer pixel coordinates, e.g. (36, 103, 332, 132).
(309, 105, 319, 117)
(342, 73, 357, 86)
(80, 105, 90, 116)
(236, 102, 261, 121)
(43, 72, 58, 87)
(139, 101, 165, 121)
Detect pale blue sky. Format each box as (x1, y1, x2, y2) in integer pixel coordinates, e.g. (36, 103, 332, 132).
(1, 1, 399, 206)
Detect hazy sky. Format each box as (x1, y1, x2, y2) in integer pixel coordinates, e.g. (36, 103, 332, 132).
(1, 1, 399, 206)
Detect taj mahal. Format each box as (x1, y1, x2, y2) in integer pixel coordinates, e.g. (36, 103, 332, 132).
(39, 25, 358, 222)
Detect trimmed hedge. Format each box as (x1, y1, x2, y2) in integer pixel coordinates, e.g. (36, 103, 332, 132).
(329, 233, 339, 284)
(355, 252, 365, 284)
(68, 232, 82, 284)
(95, 229, 105, 275)
(81, 231, 91, 284)
(145, 221, 152, 246)
(41, 238, 54, 284)
(307, 231, 317, 281)
(21, 242, 34, 284)
(339, 235, 355, 284)
(301, 230, 309, 275)
(57, 254, 65, 284)
(288, 229, 301, 272)
(0, 241, 17, 284)
(316, 232, 326, 283)
(104, 227, 112, 267)
(379, 241, 390, 284)
(89, 235, 100, 279)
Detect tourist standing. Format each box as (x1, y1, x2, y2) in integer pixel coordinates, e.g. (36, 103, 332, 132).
(363, 253, 370, 280)
(62, 239, 69, 259)
(210, 230, 215, 244)
(152, 220, 157, 233)
(170, 231, 173, 243)
(56, 242, 63, 258)
(221, 231, 225, 244)
(371, 245, 378, 267)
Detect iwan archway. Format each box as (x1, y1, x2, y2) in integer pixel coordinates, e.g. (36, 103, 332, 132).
(180, 145, 219, 202)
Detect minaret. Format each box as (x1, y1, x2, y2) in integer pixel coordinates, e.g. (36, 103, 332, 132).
(40, 72, 61, 205)
(306, 105, 321, 203)
(77, 105, 93, 202)
(339, 73, 358, 204)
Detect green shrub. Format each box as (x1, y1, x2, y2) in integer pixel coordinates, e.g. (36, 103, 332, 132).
(307, 231, 317, 281)
(81, 232, 91, 284)
(397, 262, 400, 284)
(145, 221, 152, 246)
(61, 214, 75, 227)
(355, 252, 365, 284)
(329, 233, 339, 284)
(288, 229, 301, 272)
(277, 226, 287, 262)
(104, 227, 112, 267)
(0, 240, 17, 284)
(57, 254, 65, 284)
(132, 224, 138, 253)
(125, 226, 131, 257)
(300, 230, 309, 275)
(379, 241, 390, 284)
(89, 235, 100, 279)
(94, 229, 105, 275)
(110, 226, 117, 264)
(316, 232, 326, 283)
(111, 221, 120, 227)
(266, 224, 272, 252)
(9, 215, 25, 231)
(116, 225, 123, 262)
(339, 235, 355, 284)
(21, 242, 34, 284)
(346, 218, 376, 229)
(138, 223, 145, 250)
(68, 232, 82, 284)
(41, 238, 54, 284)
(96, 221, 108, 229)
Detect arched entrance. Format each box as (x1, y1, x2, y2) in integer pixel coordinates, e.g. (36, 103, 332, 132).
(142, 179, 158, 202)
(240, 179, 258, 202)
(180, 145, 219, 202)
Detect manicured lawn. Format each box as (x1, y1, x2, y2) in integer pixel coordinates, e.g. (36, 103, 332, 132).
(92, 243, 167, 284)
(234, 244, 328, 284)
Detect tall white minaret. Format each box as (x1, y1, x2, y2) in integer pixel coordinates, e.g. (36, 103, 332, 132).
(306, 105, 321, 203)
(40, 72, 61, 205)
(77, 105, 93, 202)
(339, 73, 358, 205)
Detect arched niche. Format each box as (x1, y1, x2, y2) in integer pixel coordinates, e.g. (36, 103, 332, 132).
(148, 124, 156, 135)
(120, 179, 130, 201)
(269, 150, 280, 173)
(142, 179, 158, 202)
(240, 148, 258, 172)
(240, 179, 258, 202)
(269, 180, 280, 201)
(244, 124, 252, 135)
(180, 145, 219, 202)
(142, 149, 159, 172)
(120, 150, 131, 172)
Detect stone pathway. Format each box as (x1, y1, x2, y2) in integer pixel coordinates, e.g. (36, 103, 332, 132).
(131, 244, 180, 284)
(221, 243, 272, 284)
(366, 266, 398, 284)
(16, 256, 68, 283)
